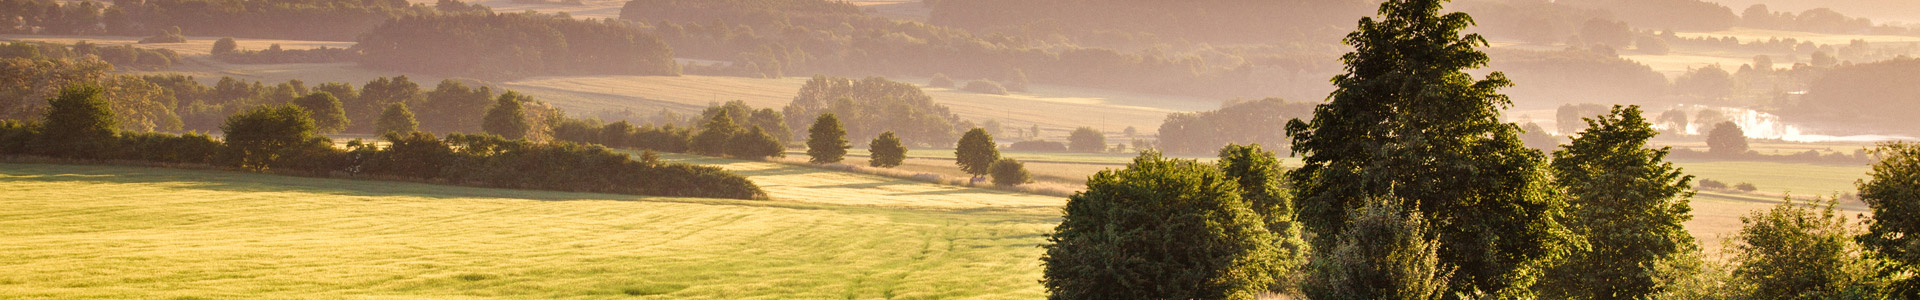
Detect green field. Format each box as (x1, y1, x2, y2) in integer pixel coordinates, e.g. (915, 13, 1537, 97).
(0, 162, 1056, 299)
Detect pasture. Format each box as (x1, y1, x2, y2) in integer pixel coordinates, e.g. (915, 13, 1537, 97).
(0, 162, 1056, 299)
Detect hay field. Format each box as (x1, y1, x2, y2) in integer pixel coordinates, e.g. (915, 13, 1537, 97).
(0, 162, 1056, 299)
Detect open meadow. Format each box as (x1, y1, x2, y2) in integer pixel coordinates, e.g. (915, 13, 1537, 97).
(0, 162, 1058, 299)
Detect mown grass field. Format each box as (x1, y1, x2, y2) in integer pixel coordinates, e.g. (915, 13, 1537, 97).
(0, 162, 1058, 299)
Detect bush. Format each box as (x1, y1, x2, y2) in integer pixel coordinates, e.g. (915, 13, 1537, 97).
(222, 104, 319, 170)
(1730, 197, 1884, 298)
(363, 132, 453, 179)
(725, 126, 784, 160)
(1734, 182, 1757, 192)
(1041, 151, 1280, 299)
(928, 73, 954, 88)
(962, 79, 1008, 95)
(1699, 179, 1729, 190)
(1007, 140, 1066, 152)
(868, 131, 906, 168)
(114, 131, 222, 164)
(1067, 127, 1105, 153)
(988, 158, 1028, 186)
(1303, 199, 1451, 300)
(211, 37, 238, 56)
(0, 120, 38, 155)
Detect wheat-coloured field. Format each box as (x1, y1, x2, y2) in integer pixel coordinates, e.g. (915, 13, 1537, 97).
(0, 162, 1056, 299)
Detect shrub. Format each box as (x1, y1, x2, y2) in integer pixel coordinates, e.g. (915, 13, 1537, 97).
(1730, 197, 1884, 298)
(928, 73, 954, 88)
(1734, 182, 1757, 192)
(1067, 127, 1105, 153)
(725, 126, 784, 160)
(868, 131, 905, 168)
(364, 132, 453, 179)
(962, 79, 1007, 95)
(1699, 179, 1729, 190)
(1041, 151, 1280, 299)
(212, 37, 238, 56)
(222, 104, 319, 170)
(1303, 199, 1451, 300)
(0, 120, 38, 155)
(1007, 140, 1066, 152)
(988, 158, 1028, 186)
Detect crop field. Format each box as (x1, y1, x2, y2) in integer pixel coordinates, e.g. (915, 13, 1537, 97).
(0, 162, 1057, 299)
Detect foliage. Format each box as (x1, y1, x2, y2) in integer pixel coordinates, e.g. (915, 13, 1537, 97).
(954, 128, 998, 178)
(1858, 142, 1920, 296)
(1555, 103, 1609, 135)
(420, 79, 494, 134)
(212, 37, 238, 56)
(988, 158, 1028, 186)
(375, 102, 419, 135)
(1283, 0, 1572, 296)
(213, 44, 356, 64)
(1003, 69, 1030, 93)
(1730, 197, 1884, 299)
(1540, 105, 1698, 299)
(482, 92, 531, 140)
(806, 113, 849, 164)
(221, 104, 320, 171)
(293, 92, 349, 134)
(1217, 144, 1308, 290)
(1041, 151, 1280, 300)
(32, 83, 117, 159)
(725, 126, 784, 160)
(962, 80, 1008, 95)
(1066, 127, 1105, 153)
(358, 12, 678, 80)
(1302, 199, 1451, 300)
(928, 73, 954, 88)
(1158, 98, 1315, 155)
(138, 26, 187, 44)
(362, 131, 452, 179)
(783, 76, 960, 147)
(1707, 121, 1748, 157)
(690, 112, 740, 156)
(867, 131, 905, 168)
(1699, 179, 1729, 190)
(702, 101, 789, 144)
(6, 0, 436, 41)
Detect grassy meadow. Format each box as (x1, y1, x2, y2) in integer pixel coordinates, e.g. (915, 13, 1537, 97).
(0, 162, 1058, 299)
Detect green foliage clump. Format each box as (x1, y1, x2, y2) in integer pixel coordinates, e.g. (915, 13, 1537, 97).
(212, 37, 238, 56)
(420, 79, 493, 134)
(33, 84, 117, 159)
(1283, 0, 1572, 295)
(782, 76, 959, 147)
(691, 112, 740, 156)
(1734, 182, 1758, 192)
(987, 158, 1027, 186)
(1041, 151, 1280, 300)
(292, 92, 349, 134)
(1540, 105, 1699, 299)
(1857, 142, 1920, 296)
(806, 113, 849, 164)
(1707, 121, 1748, 157)
(962, 80, 1007, 95)
(138, 26, 186, 44)
(221, 104, 320, 171)
(1730, 197, 1884, 299)
(868, 131, 906, 168)
(954, 128, 998, 178)
(1066, 127, 1104, 153)
(375, 102, 419, 135)
(1003, 69, 1029, 92)
(1216, 144, 1307, 287)
(725, 126, 784, 160)
(702, 101, 789, 144)
(1302, 199, 1450, 300)
(1158, 98, 1314, 155)
(482, 91, 531, 140)
(357, 12, 678, 80)
(362, 132, 453, 179)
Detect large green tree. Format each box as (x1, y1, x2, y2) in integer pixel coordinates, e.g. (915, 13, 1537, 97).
(691, 112, 740, 156)
(1218, 144, 1308, 288)
(1068, 127, 1105, 153)
(1041, 151, 1280, 300)
(33, 83, 116, 159)
(222, 104, 318, 170)
(1302, 199, 1451, 300)
(806, 113, 849, 164)
(1858, 142, 1920, 297)
(869, 131, 906, 168)
(482, 91, 531, 140)
(293, 92, 349, 134)
(375, 102, 418, 135)
(421, 79, 493, 133)
(955, 128, 999, 179)
(1283, 0, 1572, 296)
(1542, 105, 1698, 299)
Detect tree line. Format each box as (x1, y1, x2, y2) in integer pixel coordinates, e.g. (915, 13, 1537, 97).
(0, 83, 765, 199)
(1038, 1, 1920, 299)
(357, 11, 679, 80)
(0, 0, 436, 41)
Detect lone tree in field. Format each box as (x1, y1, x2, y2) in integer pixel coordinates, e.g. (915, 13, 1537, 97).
(293, 92, 349, 134)
(989, 158, 1029, 186)
(1284, 0, 1572, 296)
(33, 84, 116, 159)
(222, 104, 317, 170)
(212, 37, 237, 56)
(1858, 142, 1920, 296)
(482, 91, 531, 140)
(1302, 199, 1451, 300)
(869, 131, 906, 168)
(1068, 127, 1105, 153)
(1707, 121, 1748, 157)
(806, 113, 849, 164)
(1218, 144, 1308, 288)
(1042, 151, 1281, 300)
(375, 102, 418, 135)
(1540, 105, 1698, 299)
(955, 128, 999, 180)
(691, 112, 740, 156)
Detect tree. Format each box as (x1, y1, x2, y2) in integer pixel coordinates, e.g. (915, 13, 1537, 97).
(375, 102, 418, 135)
(293, 92, 348, 134)
(1041, 151, 1280, 300)
(1217, 144, 1307, 289)
(1707, 121, 1748, 157)
(869, 131, 906, 168)
(482, 91, 530, 140)
(806, 113, 849, 164)
(929, 73, 954, 88)
(421, 79, 493, 133)
(1541, 105, 1698, 299)
(989, 158, 1029, 186)
(1067, 127, 1105, 153)
(222, 104, 317, 170)
(1004, 68, 1030, 92)
(955, 128, 999, 179)
(1282, 0, 1572, 296)
(33, 84, 116, 159)
(691, 112, 740, 156)
(726, 125, 784, 160)
(1302, 199, 1451, 300)
(1731, 197, 1883, 299)
(963, 80, 1008, 95)
(212, 37, 237, 56)
(1857, 142, 1920, 296)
